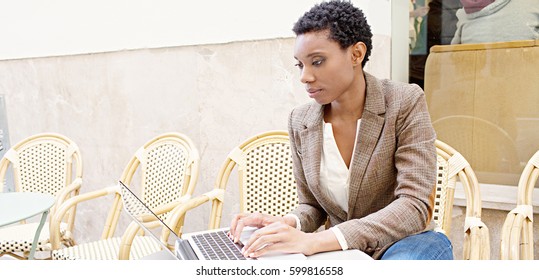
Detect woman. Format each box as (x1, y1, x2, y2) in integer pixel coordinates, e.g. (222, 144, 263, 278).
(229, 0, 453, 260)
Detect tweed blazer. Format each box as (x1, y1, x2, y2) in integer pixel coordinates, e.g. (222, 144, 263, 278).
(287, 72, 437, 259)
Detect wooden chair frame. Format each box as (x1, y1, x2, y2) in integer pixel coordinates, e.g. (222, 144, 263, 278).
(500, 150, 539, 260)
(434, 140, 490, 260)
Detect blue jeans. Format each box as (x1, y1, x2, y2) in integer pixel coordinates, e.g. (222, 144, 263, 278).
(380, 231, 453, 260)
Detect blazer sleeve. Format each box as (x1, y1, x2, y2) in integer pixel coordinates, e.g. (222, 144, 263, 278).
(335, 85, 437, 256)
(287, 108, 328, 232)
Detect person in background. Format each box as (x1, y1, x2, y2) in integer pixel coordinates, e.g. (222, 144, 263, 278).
(451, 0, 539, 44)
(428, 0, 461, 46)
(409, 0, 430, 89)
(229, 0, 453, 260)
(409, 0, 461, 89)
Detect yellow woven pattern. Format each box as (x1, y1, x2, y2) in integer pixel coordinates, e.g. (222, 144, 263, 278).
(243, 141, 297, 216)
(51, 236, 161, 260)
(143, 143, 189, 220)
(0, 223, 68, 254)
(18, 142, 67, 195)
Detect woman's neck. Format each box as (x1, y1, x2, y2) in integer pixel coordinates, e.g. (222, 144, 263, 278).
(325, 73, 366, 122)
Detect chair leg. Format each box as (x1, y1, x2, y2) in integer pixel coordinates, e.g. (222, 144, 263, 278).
(2, 252, 26, 260)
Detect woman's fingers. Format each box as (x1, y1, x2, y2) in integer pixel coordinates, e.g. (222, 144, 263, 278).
(228, 213, 247, 238)
(242, 222, 301, 258)
(229, 212, 268, 242)
(229, 213, 285, 243)
(242, 222, 282, 250)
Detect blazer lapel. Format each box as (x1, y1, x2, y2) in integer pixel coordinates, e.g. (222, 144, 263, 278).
(348, 73, 386, 217)
(298, 103, 347, 220)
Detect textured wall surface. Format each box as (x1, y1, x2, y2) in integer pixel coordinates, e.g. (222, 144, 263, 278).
(0, 35, 391, 244)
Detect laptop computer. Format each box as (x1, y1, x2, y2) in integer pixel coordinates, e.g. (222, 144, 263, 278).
(119, 181, 306, 260)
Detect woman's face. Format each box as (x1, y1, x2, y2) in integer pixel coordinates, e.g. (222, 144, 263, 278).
(293, 30, 358, 105)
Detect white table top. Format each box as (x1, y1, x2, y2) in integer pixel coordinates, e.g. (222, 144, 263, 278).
(140, 248, 373, 260)
(0, 192, 55, 227)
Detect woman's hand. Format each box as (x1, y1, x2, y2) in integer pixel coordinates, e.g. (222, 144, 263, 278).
(241, 221, 316, 258)
(228, 212, 288, 243)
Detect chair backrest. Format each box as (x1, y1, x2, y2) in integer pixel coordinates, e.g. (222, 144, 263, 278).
(425, 40, 539, 181)
(514, 151, 539, 208)
(101, 132, 200, 239)
(0, 133, 82, 230)
(500, 150, 539, 259)
(433, 139, 490, 260)
(208, 130, 297, 229)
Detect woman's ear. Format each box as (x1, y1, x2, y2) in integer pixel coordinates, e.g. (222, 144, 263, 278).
(351, 42, 367, 66)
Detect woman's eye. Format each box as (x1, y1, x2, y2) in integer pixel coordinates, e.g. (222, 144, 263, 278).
(294, 63, 304, 69)
(313, 59, 325, 66)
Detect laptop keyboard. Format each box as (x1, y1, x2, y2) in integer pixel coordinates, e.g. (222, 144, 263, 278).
(191, 230, 247, 260)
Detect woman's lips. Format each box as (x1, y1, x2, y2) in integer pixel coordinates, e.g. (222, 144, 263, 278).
(307, 88, 321, 98)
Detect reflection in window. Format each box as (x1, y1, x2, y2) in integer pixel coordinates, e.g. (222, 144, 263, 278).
(409, 0, 461, 89)
(452, 0, 539, 44)
(414, 0, 539, 187)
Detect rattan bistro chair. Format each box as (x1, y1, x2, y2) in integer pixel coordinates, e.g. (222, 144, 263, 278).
(0, 133, 82, 259)
(50, 132, 199, 260)
(210, 130, 297, 228)
(500, 150, 539, 260)
(166, 130, 298, 234)
(434, 140, 490, 260)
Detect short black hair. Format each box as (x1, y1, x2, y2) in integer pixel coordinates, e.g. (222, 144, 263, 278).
(292, 0, 373, 68)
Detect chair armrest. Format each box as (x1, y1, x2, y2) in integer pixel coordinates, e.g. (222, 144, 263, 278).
(500, 212, 517, 259)
(463, 217, 490, 260)
(49, 185, 120, 250)
(131, 194, 193, 224)
(500, 206, 534, 260)
(162, 190, 224, 240)
(118, 220, 146, 260)
(118, 190, 224, 260)
(509, 213, 533, 259)
(117, 193, 206, 260)
(117, 194, 199, 259)
(51, 178, 83, 222)
(146, 194, 192, 218)
(55, 178, 83, 207)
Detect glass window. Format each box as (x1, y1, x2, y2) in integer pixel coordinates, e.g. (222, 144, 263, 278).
(409, 0, 539, 187)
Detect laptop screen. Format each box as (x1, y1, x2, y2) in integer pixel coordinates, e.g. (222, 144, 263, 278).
(118, 181, 182, 258)
(119, 181, 179, 238)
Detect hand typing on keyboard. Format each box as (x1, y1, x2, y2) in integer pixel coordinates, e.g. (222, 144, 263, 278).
(228, 212, 289, 243)
(228, 212, 339, 258)
(240, 221, 314, 258)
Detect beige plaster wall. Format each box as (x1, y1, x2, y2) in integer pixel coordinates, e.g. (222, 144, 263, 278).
(0, 35, 391, 244)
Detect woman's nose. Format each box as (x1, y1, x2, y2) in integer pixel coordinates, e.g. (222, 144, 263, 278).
(300, 67, 315, 84)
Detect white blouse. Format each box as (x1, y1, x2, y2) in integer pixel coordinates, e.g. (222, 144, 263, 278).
(320, 120, 360, 212)
(320, 119, 360, 250)
(286, 119, 361, 251)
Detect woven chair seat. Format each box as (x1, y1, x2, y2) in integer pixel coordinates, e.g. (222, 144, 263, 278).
(52, 236, 162, 260)
(0, 222, 68, 254)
